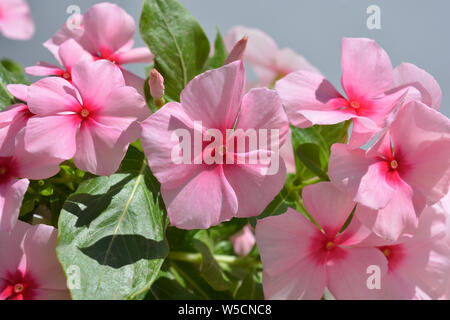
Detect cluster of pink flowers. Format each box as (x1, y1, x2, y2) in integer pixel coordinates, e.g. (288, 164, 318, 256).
(0, 1, 448, 300)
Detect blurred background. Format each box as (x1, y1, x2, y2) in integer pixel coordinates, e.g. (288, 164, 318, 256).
(0, 0, 448, 116)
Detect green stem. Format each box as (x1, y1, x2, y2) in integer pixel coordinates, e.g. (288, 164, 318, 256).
(168, 251, 260, 268)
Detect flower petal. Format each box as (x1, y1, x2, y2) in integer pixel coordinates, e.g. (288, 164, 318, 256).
(0, 178, 29, 232)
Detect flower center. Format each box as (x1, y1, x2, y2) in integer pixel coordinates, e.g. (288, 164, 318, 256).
(325, 241, 335, 250)
(383, 248, 391, 258)
(80, 108, 90, 118)
(13, 283, 25, 294)
(349, 101, 360, 109)
(62, 72, 71, 80)
(0, 166, 6, 175)
(390, 159, 398, 170)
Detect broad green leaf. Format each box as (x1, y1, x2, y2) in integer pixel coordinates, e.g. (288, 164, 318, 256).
(296, 143, 329, 181)
(57, 147, 168, 300)
(140, 0, 210, 101)
(0, 59, 29, 110)
(235, 272, 264, 300)
(204, 28, 228, 70)
(146, 271, 201, 300)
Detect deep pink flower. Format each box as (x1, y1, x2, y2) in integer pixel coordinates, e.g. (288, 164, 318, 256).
(276, 38, 407, 147)
(0, 131, 61, 231)
(357, 203, 449, 299)
(329, 101, 450, 240)
(141, 61, 289, 229)
(44, 2, 153, 94)
(26, 39, 93, 82)
(24, 59, 149, 176)
(230, 225, 255, 256)
(255, 182, 387, 300)
(0, 221, 70, 300)
(224, 25, 320, 88)
(0, 0, 34, 40)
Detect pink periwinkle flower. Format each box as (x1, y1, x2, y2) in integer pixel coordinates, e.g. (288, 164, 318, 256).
(255, 182, 388, 300)
(276, 37, 411, 147)
(224, 25, 320, 88)
(0, 130, 61, 232)
(230, 225, 256, 256)
(329, 101, 450, 240)
(24, 59, 149, 176)
(141, 61, 289, 230)
(44, 2, 153, 94)
(26, 39, 93, 82)
(0, 221, 70, 300)
(0, 0, 34, 40)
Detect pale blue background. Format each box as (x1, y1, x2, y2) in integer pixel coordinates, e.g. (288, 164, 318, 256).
(0, 0, 448, 116)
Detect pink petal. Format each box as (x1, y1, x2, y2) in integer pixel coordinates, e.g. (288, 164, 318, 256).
(275, 70, 351, 127)
(275, 48, 321, 76)
(326, 247, 388, 299)
(28, 77, 81, 115)
(58, 39, 93, 71)
(341, 37, 393, 99)
(112, 47, 154, 65)
(74, 118, 128, 176)
(24, 115, 80, 160)
(391, 62, 441, 110)
(120, 68, 146, 96)
(0, 220, 30, 276)
(71, 60, 125, 110)
(21, 224, 69, 291)
(181, 61, 245, 130)
(390, 101, 450, 203)
(235, 87, 289, 148)
(33, 289, 71, 300)
(0, 103, 29, 156)
(6, 84, 28, 102)
(0, 0, 34, 40)
(0, 178, 29, 232)
(302, 182, 356, 236)
(223, 155, 287, 218)
(162, 166, 238, 230)
(25, 61, 64, 77)
(356, 180, 418, 241)
(141, 102, 202, 188)
(279, 129, 296, 174)
(82, 3, 135, 57)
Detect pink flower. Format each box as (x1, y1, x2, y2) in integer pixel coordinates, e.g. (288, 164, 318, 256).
(224, 25, 320, 87)
(24, 59, 149, 176)
(329, 101, 450, 240)
(276, 38, 407, 147)
(44, 2, 153, 94)
(230, 225, 255, 256)
(0, 131, 61, 232)
(0, 0, 34, 40)
(0, 221, 70, 300)
(255, 182, 388, 300)
(357, 203, 449, 299)
(224, 36, 248, 65)
(141, 61, 289, 229)
(26, 39, 93, 82)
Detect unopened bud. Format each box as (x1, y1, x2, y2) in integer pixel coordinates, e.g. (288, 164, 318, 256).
(149, 69, 165, 108)
(225, 36, 248, 65)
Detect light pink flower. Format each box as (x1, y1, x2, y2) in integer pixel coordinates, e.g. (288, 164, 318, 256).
(149, 69, 165, 101)
(224, 25, 320, 87)
(357, 203, 449, 300)
(0, 221, 70, 300)
(0, 0, 34, 40)
(276, 38, 407, 147)
(44, 2, 153, 94)
(0, 131, 61, 232)
(26, 39, 93, 82)
(230, 225, 255, 256)
(329, 101, 450, 240)
(24, 59, 149, 176)
(141, 61, 289, 230)
(255, 182, 388, 300)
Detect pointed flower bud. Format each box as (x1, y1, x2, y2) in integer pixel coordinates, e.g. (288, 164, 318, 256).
(149, 69, 165, 108)
(225, 36, 248, 65)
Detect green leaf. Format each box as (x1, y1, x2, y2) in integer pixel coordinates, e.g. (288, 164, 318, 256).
(204, 27, 228, 70)
(296, 143, 329, 181)
(235, 272, 264, 300)
(140, 0, 210, 101)
(0, 59, 29, 110)
(192, 238, 232, 291)
(57, 147, 169, 300)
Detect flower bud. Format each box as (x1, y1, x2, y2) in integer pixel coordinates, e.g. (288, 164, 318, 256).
(149, 69, 165, 108)
(225, 36, 248, 65)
